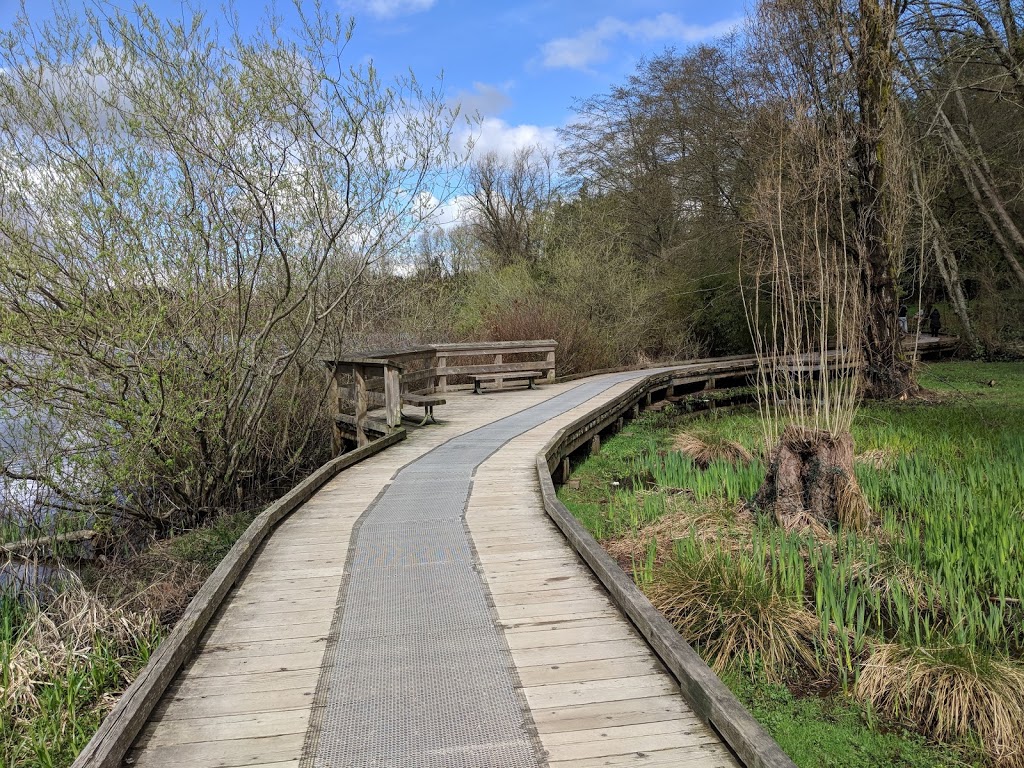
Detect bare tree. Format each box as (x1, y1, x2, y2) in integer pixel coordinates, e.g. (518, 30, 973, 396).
(0, 2, 461, 532)
(467, 146, 555, 268)
(753, 0, 915, 398)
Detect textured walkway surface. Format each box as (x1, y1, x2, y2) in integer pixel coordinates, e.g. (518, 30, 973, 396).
(126, 370, 739, 768)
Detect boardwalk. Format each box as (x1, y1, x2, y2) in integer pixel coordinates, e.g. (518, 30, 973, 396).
(126, 369, 739, 768)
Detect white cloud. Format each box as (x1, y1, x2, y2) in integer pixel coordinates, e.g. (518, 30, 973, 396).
(541, 13, 742, 71)
(451, 82, 513, 118)
(464, 117, 559, 159)
(434, 193, 477, 231)
(344, 0, 434, 19)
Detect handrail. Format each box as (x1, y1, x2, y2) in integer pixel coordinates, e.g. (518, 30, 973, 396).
(324, 340, 558, 452)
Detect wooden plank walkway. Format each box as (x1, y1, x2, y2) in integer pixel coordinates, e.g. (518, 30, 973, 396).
(125, 373, 739, 767)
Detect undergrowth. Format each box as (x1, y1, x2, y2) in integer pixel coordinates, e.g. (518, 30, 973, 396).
(560, 361, 1024, 767)
(1, 507, 261, 767)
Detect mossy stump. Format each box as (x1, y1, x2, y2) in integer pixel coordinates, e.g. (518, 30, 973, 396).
(753, 425, 869, 531)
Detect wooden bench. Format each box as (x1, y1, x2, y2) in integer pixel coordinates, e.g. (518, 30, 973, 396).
(471, 371, 543, 394)
(401, 392, 446, 425)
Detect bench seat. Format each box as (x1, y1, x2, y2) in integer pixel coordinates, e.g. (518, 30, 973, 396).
(470, 371, 543, 394)
(401, 392, 446, 425)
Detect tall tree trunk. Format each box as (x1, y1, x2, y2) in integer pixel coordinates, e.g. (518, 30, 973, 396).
(853, 0, 914, 399)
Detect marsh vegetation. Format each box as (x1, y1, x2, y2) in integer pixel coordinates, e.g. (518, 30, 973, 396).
(561, 362, 1024, 767)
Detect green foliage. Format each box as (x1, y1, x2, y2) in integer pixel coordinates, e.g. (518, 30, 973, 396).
(168, 508, 260, 572)
(561, 362, 1024, 763)
(722, 669, 971, 768)
(0, 1, 461, 534)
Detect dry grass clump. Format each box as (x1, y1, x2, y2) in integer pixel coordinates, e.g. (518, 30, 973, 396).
(2, 576, 159, 738)
(856, 643, 1024, 766)
(603, 496, 744, 566)
(646, 539, 824, 681)
(672, 430, 754, 468)
(836, 473, 872, 531)
(855, 448, 897, 470)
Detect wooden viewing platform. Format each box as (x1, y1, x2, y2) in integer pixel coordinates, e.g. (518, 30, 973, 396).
(73, 336, 957, 768)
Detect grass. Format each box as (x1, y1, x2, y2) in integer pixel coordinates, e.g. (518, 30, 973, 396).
(0, 506, 262, 767)
(723, 669, 968, 768)
(0, 582, 161, 768)
(559, 361, 1024, 767)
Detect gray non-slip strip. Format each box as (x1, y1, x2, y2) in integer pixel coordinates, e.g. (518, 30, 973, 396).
(308, 371, 656, 768)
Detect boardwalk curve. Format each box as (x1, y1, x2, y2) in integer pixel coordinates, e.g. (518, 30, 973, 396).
(116, 369, 742, 768)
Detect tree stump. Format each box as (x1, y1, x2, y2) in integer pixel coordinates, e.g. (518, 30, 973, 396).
(753, 424, 869, 531)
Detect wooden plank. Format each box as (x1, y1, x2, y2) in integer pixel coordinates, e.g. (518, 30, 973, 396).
(153, 687, 316, 720)
(353, 363, 367, 447)
(431, 340, 557, 353)
(530, 695, 693, 733)
(169, 669, 318, 698)
(127, 732, 305, 767)
(548, 746, 736, 768)
(522, 674, 680, 710)
(516, 657, 666, 686)
(71, 430, 405, 768)
(134, 708, 310, 748)
(185, 650, 324, 678)
(509, 638, 652, 667)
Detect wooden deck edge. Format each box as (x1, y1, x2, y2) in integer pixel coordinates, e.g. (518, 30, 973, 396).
(71, 428, 406, 768)
(536, 369, 797, 768)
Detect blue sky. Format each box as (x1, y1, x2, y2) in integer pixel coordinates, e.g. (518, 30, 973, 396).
(1, 0, 745, 158)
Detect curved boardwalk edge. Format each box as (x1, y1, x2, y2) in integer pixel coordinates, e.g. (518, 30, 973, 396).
(536, 365, 798, 768)
(71, 429, 406, 768)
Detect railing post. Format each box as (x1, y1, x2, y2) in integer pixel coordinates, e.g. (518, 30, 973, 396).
(437, 354, 447, 393)
(330, 366, 344, 457)
(353, 364, 368, 448)
(383, 364, 401, 429)
(546, 348, 555, 381)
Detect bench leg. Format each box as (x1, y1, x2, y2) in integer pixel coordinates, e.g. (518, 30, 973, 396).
(474, 380, 482, 394)
(528, 377, 537, 390)
(416, 406, 431, 427)
(427, 405, 438, 424)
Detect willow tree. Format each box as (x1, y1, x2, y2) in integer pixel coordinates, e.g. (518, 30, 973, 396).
(755, 0, 914, 399)
(744, 107, 871, 532)
(0, 2, 462, 533)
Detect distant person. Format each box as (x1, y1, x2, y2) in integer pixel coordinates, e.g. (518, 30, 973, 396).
(898, 304, 908, 334)
(929, 306, 941, 337)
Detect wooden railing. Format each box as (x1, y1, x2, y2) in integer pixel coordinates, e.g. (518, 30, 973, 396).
(324, 340, 557, 453)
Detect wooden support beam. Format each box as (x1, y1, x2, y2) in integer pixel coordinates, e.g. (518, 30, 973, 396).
(436, 354, 447, 393)
(546, 349, 555, 380)
(353, 364, 368, 448)
(589, 435, 600, 455)
(330, 371, 344, 457)
(383, 365, 401, 429)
